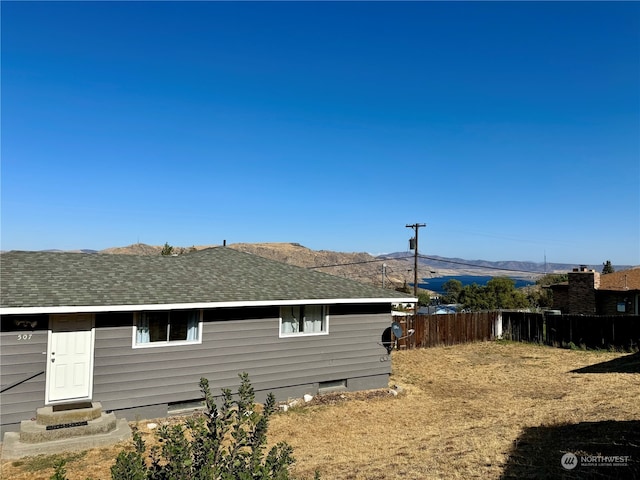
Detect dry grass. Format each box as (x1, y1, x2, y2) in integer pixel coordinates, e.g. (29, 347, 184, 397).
(2, 341, 638, 479)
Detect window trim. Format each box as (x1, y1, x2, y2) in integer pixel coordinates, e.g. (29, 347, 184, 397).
(279, 305, 329, 338)
(132, 310, 203, 348)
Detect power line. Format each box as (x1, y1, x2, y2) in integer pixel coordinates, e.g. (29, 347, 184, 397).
(383, 269, 405, 289)
(307, 253, 543, 276)
(307, 258, 398, 269)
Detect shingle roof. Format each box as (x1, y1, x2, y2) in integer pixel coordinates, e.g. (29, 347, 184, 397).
(1, 247, 412, 310)
(599, 267, 640, 291)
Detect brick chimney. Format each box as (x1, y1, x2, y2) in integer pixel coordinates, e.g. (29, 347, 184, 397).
(568, 266, 600, 314)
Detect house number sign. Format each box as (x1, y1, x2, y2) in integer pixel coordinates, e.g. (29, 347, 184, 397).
(13, 319, 39, 340)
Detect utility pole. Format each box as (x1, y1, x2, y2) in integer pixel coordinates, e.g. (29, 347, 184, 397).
(406, 223, 426, 297)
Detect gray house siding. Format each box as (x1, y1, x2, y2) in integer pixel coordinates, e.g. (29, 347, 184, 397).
(0, 307, 392, 434)
(0, 326, 48, 435)
(93, 308, 391, 419)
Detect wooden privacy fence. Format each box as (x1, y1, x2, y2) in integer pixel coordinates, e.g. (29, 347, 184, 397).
(500, 311, 545, 344)
(544, 314, 640, 350)
(394, 311, 640, 350)
(501, 311, 640, 349)
(396, 312, 500, 349)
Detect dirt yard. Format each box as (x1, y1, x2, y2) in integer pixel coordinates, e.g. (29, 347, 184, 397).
(2, 341, 638, 479)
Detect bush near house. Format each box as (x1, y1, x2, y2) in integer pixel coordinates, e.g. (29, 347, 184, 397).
(51, 373, 311, 480)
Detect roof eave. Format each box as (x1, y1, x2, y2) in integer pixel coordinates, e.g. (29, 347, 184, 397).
(0, 296, 418, 315)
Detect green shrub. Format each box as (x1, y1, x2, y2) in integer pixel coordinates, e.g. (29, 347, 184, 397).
(112, 372, 297, 480)
(50, 373, 303, 480)
(50, 459, 67, 480)
(110, 427, 147, 480)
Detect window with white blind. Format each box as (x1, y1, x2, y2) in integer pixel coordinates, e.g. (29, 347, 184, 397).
(134, 310, 201, 347)
(280, 305, 328, 337)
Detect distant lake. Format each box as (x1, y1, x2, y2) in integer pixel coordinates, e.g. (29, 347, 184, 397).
(417, 275, 535, 294)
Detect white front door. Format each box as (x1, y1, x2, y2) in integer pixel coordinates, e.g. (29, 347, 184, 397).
(46, 314, 95, 404)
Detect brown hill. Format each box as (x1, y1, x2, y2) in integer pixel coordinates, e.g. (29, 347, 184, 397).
(98, 242, 415, 291)
(100, 243, 165, 256)
(228, 242, 412, 289)
(97, 242, 554, 291)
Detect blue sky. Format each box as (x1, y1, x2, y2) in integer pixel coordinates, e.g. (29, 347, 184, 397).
(2, 2, 639, 265)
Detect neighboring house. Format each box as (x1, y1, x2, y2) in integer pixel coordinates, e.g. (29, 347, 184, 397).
(549, 266, 640, 315)
(417, 305, 457, 315)
(0, 248, 415, 436)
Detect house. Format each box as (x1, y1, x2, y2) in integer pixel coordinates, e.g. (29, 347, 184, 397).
(0, 247, 416, 436)
(417, 305, 457, 315)
(549, 265, 640, 315)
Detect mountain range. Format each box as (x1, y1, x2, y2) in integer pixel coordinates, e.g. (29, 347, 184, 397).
(22, 242, 633, 291)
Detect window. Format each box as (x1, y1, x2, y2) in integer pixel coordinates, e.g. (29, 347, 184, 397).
(135, 310, 201, 346)
(280, 305, 327, 336)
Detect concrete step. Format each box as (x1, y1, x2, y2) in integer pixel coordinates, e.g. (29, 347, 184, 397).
(1, 418, 132, 460)
(20, 411, 117, 443)
(36, 402, 102, 426)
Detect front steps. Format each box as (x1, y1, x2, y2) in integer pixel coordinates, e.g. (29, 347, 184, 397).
(1, 402, 132, 460)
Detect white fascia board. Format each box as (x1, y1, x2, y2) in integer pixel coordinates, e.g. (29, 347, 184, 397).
(0, 297, 417, 315)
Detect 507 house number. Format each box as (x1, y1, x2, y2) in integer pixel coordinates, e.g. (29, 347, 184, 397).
(17, 333, 33, 340)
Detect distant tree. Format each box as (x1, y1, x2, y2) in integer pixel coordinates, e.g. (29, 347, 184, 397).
(602, 260, 615, 274)
(535, 273, 568, 286)
(395, 281, 411, 294)
(525, 274, 566, 310)
(417, 290, 431, 307)
(485, 277, 529, 310)
(459, 283, 492, 311)
(459, 277, 529, 311)
(526, 287, 554, 309)
(161, 242, 174, 256)
(441, 279, 463, 304)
